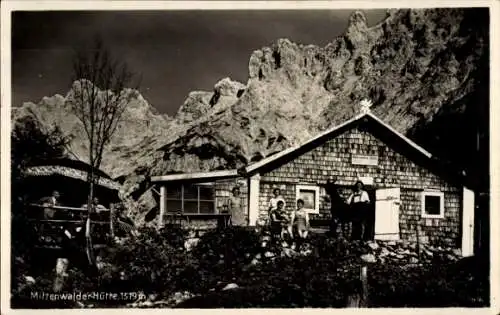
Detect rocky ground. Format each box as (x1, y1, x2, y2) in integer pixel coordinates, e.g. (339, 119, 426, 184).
(125, 233, 464, 308)
(13, 224, 483, 309)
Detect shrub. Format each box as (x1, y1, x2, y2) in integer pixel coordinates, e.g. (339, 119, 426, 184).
(368, 256, 489, 307)
(98, 227, 191, 299)
(191, 227, 260, 267)
(180, 227, 261, 293)
(176, 254, 361, 308)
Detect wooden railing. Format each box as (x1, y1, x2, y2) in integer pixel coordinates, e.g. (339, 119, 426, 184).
(26, 203, 114, 248)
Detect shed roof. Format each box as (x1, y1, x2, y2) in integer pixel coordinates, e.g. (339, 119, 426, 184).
(24, 165, 121, 190)
(26, 158, 112, 179)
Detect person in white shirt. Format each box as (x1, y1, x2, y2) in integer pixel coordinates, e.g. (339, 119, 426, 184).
(82, 197, 107, 212)
(347, 181, 371, 240)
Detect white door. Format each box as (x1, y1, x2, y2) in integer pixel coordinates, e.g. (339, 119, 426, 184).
(375, 188, 401, 241)
(462, 187, 475, 257)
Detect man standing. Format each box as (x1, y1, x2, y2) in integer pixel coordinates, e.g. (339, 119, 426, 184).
(347, 181, 371, 240)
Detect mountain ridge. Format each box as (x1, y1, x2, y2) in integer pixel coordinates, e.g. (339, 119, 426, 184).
(12, 8, 489, 223)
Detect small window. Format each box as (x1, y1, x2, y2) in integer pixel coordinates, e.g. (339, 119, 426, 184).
(421, 191, 445, 219)
(296, 185, 320, 214)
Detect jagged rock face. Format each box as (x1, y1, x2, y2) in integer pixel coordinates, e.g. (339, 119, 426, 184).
(152, 8, 487, 177)
(176, 77, 246, 125)
(12, 8, 489, 223)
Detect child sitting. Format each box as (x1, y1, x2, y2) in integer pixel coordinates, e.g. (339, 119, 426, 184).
(269, 200, 285, 241)
(278, 203, 292, 244)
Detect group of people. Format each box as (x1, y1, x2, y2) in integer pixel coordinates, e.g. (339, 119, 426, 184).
(222, 179, 372, 242)
(266, 179, 372, 243)
(326, 179, 371, 241)
(268, 188, 310, 243)
(221, 186, 310, 244)
(39, 190, 109, 221)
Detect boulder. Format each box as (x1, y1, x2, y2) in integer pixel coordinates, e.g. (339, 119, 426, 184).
(24, 276, 36, 285)
(422, 249, 434, 257)
(264, 251, 275, 258)
(299, 249, 313, 256)
(379, 247, 390, 257)
(446, 254, 458, 261)
(184, 238, 200, 252)
(282, 247, 297, 258)
(399, 249, 412, 256)
(387, 241, 397, 247)
(360, 253, 377, 263)
(222, 283, 239, 291)
(367, 242, 379, 251)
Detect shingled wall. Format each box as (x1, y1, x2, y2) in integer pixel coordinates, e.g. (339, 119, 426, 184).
(258, 126, 462, 246)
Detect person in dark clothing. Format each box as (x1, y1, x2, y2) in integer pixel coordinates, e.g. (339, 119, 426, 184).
(322, 177, 349, 238)
(269, 200, 285, 242)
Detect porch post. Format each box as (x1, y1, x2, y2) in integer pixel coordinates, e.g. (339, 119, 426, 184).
(159, 185, 166, 229)
(462, 186, 475, 257)
(248, 174, 261, 226)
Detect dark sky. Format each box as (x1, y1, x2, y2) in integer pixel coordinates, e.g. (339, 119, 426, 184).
(12, 10, 387, 115)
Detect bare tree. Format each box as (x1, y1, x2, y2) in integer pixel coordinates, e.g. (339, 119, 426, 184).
(66, 36, 140, 264)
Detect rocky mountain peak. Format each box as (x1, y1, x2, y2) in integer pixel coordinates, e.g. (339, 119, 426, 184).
(12, 80, 172, 178)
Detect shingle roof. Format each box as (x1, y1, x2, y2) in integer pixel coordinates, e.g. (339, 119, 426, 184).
(244, 112, 433, 174)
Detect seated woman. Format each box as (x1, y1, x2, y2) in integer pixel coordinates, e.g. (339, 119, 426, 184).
(269, 200, 292, 243)
(268, 188, 286, 220)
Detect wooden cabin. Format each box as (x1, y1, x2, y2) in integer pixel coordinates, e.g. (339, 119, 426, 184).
(152, 103, 475, 256)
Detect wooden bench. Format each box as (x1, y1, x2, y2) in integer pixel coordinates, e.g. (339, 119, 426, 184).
(163, 213, 232, 229)
(309, 218, 332, 228)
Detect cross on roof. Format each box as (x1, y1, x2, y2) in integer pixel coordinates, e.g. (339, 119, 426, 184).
(359, 98, 373, 114)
